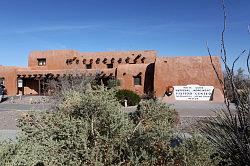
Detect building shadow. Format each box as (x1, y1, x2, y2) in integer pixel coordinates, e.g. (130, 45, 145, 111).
(144, 63, 155, 97)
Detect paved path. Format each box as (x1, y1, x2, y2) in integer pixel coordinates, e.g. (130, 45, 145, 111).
(123, 101, 235, 117)
(0, 130, 19, 140)
(0, 110, 20, 140)
(165, 101, 235, 117)
(0, 110, 20, 130)
(0, 101, 236, 140)
(0, 102, 50, 140)
(0, 103, 49, 112)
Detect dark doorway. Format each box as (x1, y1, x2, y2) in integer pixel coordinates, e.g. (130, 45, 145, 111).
(144, 63, 155, 96)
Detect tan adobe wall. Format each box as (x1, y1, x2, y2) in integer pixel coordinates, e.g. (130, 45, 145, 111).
(28, 50, 157, 70)
(0, 50, 224, 100)
(117, 63, 154, 95)
(154, 56, 224, 101)
(0, 66, 19, 95)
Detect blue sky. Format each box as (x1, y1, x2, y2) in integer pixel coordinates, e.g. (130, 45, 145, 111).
(0, 0, 249, 70)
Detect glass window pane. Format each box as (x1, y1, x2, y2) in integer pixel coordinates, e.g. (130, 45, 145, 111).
(133, 76, 141, 85)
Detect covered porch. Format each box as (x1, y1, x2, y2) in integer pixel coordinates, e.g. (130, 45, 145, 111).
(16, 68, 117, 95)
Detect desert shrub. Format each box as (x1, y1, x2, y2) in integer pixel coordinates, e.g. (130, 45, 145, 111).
(47, 74, 98, 107)
(127, 100, 219, 165)
(175, 135, 223, 166)
(202, 1, 250, 165)
(140, 91, 156, 100)
(201, 109, 250, 165)
(134, 99, 179, 128)
(0, 86, 220, 165)
(224, 68, 250, 103)
(0, 141, 18, 165)
(107, 78, 121, 89)
(115, 89, 141, 106)
(0, 87, 135, 165)
(127, 99, 179, 165)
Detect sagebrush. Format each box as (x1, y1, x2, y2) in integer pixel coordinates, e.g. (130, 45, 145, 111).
(0, 84, 219, 165)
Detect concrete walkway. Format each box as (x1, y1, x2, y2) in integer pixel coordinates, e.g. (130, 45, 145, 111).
(0, 99, 236, 140)
(123, 101, 235, 117)
(0, 103, 49, 112)
(165, 101, 235, 117)
(0, 130, 19, 140)
(0, 98, 51, 140)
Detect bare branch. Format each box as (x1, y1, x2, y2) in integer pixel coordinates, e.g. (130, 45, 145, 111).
(221, 0, 227, 63)
(247, 51, 250, 75)
(202, 1, 250, 164)
(231, 50, 246, 74)
(206, 42, 224, 89)
(133, 119, 144, 133)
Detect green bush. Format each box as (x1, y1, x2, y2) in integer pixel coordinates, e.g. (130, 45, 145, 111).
(0, 86, 221, 165)
(107, 78, 121, 89)
(127, 99, 179, 165)
(175, 135, 223, 166)
(0, 87, 134, 165)
(128, 100, 219, 165)
(115, 89, 141, 106)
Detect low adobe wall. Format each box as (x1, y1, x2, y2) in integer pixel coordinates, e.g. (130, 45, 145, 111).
(154, 56, 224, 102)
(0, 66, 18, 96)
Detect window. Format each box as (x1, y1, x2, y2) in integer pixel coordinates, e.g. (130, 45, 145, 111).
(37, 58, 46, 66)
(86, 64, 92, 69)
(107, 64, 113, 68)
(133, 76, 141, 85)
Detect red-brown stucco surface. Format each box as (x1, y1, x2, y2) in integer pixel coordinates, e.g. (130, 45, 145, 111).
(0, 50, 224, 102)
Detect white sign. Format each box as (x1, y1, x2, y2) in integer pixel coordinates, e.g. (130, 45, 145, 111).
(174, 85, 214, 101)
(18, 79, 23, 88)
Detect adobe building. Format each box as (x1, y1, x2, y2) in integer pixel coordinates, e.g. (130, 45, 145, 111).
(0, 50, 224, 102)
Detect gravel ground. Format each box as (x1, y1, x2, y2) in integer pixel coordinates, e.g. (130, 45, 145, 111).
(0, 110, 20, 130)
(178, 116, 211, 132)
(0, 110, 21, 141)
(0, 96, 51, 140)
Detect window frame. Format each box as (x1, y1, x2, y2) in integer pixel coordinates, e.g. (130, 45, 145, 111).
(37, 58, 46, 66)
(85, 64, 92, 69)
(107, 63, 113, 69)
(133, 75, 142, 85)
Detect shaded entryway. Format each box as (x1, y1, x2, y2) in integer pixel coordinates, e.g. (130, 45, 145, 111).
(144, 63, 155, 96)
(18, 78, 53, 96)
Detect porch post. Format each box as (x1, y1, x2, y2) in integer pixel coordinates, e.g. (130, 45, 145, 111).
(38, 79, 41, 95)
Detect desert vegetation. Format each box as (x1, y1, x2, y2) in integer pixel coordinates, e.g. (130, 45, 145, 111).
(115, 89, 141, 106)
(201, 1, 250, 165)
(0, 1, 249, 165)
(0, 77, 221, 165)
